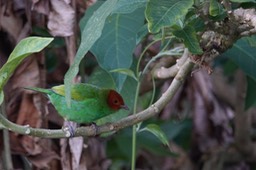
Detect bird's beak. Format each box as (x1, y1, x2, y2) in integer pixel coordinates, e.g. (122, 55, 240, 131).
(121, 104, 129, 110)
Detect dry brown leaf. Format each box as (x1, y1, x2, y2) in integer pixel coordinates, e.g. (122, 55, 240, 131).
(60, 122, 85, 170)
(0, 1, 23, 42)
(47, 0, 75, 37)
(14, 93, 42, 155)
(27, 146, 59, 169)
(160, 80, 185, 120)
(84, 138, 111, 170)
(60, 138, 72, 170)
(190, 71, 234, 153)
(11, 57, 41, 89)
(6, 57, 41, 125)
(69, 136, 84, 169)
(31, 0, 50, 15)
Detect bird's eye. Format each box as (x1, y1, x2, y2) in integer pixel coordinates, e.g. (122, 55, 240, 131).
(113, 99, 119, 104)
(107, 90, 125, 110)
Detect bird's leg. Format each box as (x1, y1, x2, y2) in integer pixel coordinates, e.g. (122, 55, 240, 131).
(90, 122, 98, 136)
(62, 121, 77, 137)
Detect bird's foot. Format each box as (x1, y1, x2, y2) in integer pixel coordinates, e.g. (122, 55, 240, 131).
(90, 122, 98, 136)
(62, 121, 77, 137)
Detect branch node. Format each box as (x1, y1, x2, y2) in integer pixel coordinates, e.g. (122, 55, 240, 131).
(62, 126, 72, 137)
(109, 124, 114, 130)
(23, 124, 31, 134)
(151, 104, 159, 113)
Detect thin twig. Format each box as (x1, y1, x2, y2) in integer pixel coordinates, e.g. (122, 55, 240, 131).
(1, 101, 13, 170)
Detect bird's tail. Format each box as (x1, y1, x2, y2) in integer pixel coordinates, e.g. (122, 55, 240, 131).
(24, 87, 51, 94)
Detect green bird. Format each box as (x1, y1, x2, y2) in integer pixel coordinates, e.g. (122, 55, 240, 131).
(25, 83, 128, 123)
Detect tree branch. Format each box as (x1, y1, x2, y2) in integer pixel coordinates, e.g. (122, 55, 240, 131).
(153, 48, 189, 79)
(77, 58, 194, 136)
(0, 59, 194, 138)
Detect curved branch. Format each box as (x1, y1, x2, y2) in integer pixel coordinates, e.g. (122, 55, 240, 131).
(77, 58, 194, 136)
(153, 48, 189, 79)
(0, 59, 194, 138)
(0, 113, 67, 138)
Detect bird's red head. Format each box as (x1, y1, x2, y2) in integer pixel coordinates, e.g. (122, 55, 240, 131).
(107, 90, 129, 111)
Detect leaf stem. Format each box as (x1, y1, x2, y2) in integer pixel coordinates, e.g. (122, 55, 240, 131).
(131, 80, 141, 170)
(136, 36, 174, 77)
(149, 75, 156, 106)
(141, 47, 184, 76)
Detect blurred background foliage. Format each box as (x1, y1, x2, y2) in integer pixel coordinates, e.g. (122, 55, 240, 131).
(1, 0, 256, 170)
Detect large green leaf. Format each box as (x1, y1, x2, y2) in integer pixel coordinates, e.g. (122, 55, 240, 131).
(140, 124, 170, 148)
(90, 8, 145, 90)
(88, 67, 115, 89)
(222, 36, 256, 81)
(0, 37, 53, 97)
(113, 0, 147, 14)
(79, 1, 144, 90)
(145, 0, 193, 33)
(222, 36, 256, 110)
(107, 128, 133, 161)
(187, 16, 205, 32)
(138, 119, 192, 155)
(64, 0, 118, 106)
(173, 25, 203, 54)
(107, 119, 192, 164)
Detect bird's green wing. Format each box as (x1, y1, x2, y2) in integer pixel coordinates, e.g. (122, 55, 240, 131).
(52, 83, 100, 101)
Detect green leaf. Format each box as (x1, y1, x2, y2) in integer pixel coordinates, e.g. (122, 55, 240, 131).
(222, 36, 256, 80)
(110, 68, 138, 81)
(247, 37, 256, 47)
(209, 0, 225, 17)
(161, 119, 192, 150)
(64, 0, 118, 106)
(245, 76, 256, 110)
(173, 25, 203, 54)
(107, 119, 192, 161)
(137, 120, 193, 155)
(113, 0, 147, 14)
(230, 0, 256, 2)
(222, 59, 238, 76)
(88, 67, 115, 89)
(90, 8, 145, 90)
(187, 17, 205, 32)
(0, 37, 53, 93)
(0, 91, 3, 105)
(140, 124, 170, 147)
(107, 128, 133, 161)
(80, 1, 144, 90)
(145, 0, 193, 33)
(136, 24, 149, 44)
